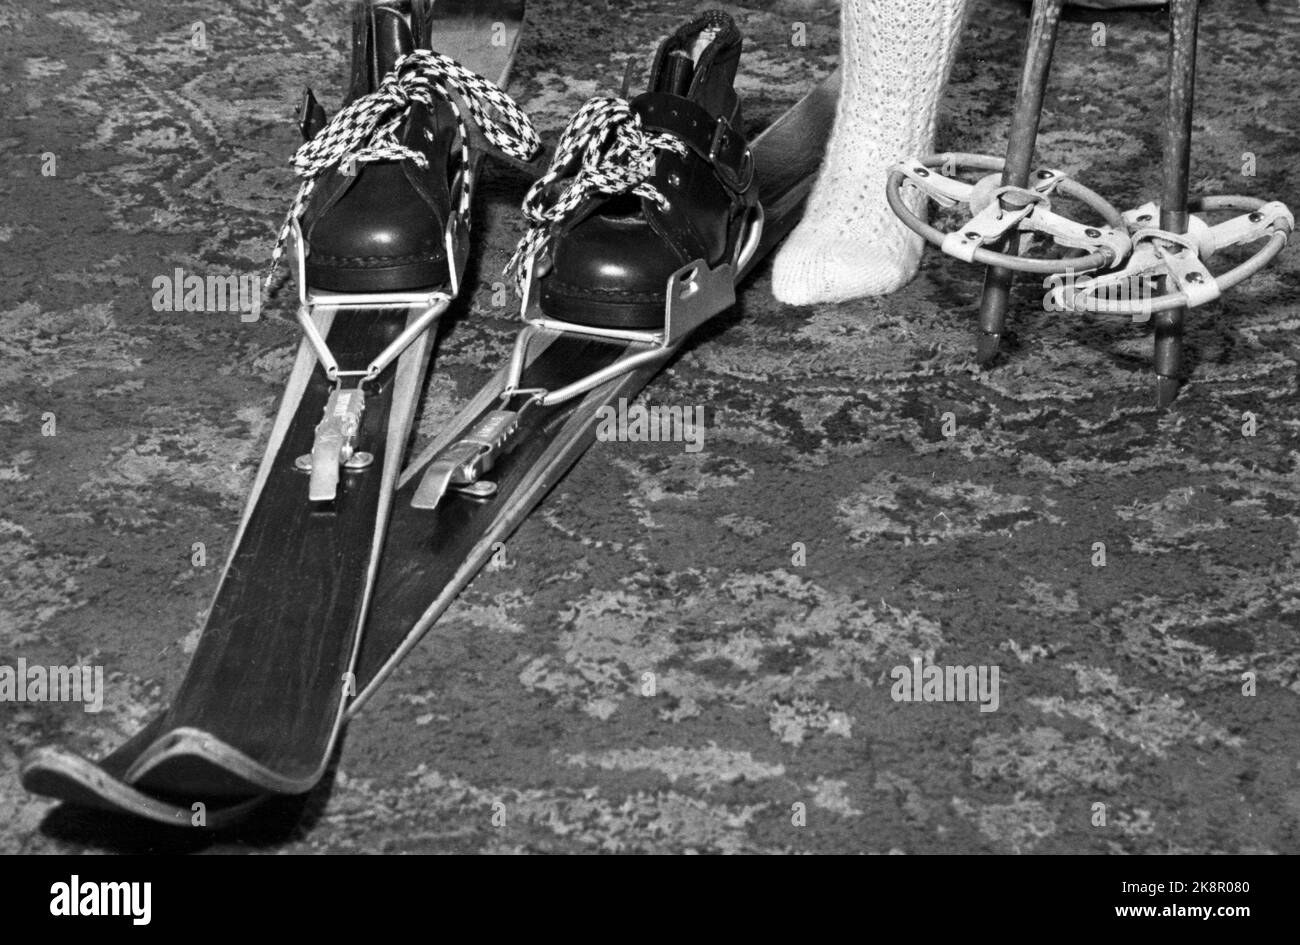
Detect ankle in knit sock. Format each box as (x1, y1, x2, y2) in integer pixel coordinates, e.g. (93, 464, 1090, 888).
(772, 0, 972, 305)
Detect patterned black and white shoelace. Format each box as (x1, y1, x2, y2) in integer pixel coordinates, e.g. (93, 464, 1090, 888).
(505, 96, 688, 292)
(265, 50, 541, 292)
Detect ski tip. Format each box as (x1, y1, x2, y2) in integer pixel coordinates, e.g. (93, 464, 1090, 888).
(127, 726, 326, 798)
(23, 746, 274, 832)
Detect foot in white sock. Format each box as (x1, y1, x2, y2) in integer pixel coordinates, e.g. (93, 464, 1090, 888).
(772, 0, 972, 305)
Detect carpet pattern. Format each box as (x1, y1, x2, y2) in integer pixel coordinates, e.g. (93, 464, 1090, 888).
(1, 0, 1297, 853)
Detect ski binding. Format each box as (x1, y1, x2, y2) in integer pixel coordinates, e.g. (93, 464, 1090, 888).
(411, 396, 538, 508)
(294, 385, 371, 500)
(291, 170, 470, 502)
(411, 205, 763, 511)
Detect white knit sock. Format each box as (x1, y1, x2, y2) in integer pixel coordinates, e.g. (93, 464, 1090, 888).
(772, 0, 972, 304)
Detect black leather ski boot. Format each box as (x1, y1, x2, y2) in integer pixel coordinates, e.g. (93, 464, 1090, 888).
(512, 10, 760, 330)
(267, 0, 540, 295)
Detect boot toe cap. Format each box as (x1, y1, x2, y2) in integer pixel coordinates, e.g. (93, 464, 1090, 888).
(305, 165, 448, 292)
(540, 215, 681, 328)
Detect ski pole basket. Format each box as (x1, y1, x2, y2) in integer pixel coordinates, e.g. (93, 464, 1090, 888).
(887, 154, 1129, 273)
(1049, 197, 1292, 317)
(885, 0, 1293, 407)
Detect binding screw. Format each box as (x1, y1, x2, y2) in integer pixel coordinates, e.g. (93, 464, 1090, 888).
(1084, 227, 1101, 239)
(1036, 169, 1053, 180)
(964, 232, 979, 240)
(1137, 214, 1152, 223)
(1249, 212, 1263, 223)
(1185, 272, 1205, 284)
(916, 168, 930, 177)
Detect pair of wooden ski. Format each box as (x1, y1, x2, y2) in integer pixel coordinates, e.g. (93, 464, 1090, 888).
(22, 0, 530, 829)
(21, 0, 839, 830)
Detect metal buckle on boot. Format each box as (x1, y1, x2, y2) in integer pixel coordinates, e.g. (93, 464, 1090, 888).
(709, 115, 753, 192)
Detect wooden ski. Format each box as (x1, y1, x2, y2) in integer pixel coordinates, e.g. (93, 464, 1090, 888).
(20, 0, 532, 824)
(354, 70, 841, 710)
(22, 64, 838, 830)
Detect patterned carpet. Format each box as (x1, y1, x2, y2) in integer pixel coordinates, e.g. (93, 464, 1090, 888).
(2, 0, 1297, 853)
